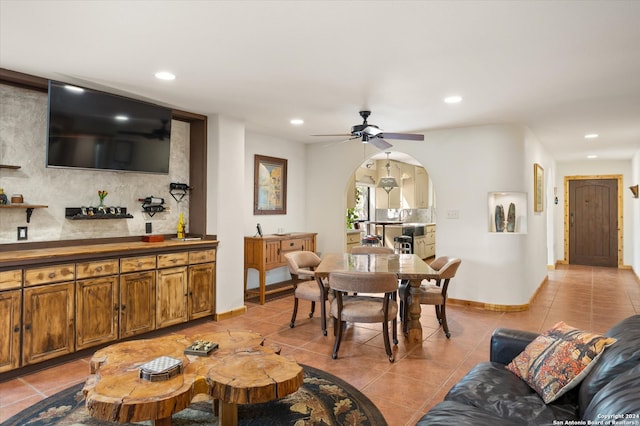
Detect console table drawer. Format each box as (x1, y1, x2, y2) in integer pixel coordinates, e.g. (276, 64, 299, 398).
(0, 269, 22, 290)
(281, 239, 305, 252)
(24, 264, 75, 287)
(120, 256, 157, 273)
(76, 259, 119, 279)
(157, 252, 189, 268)
(189, 249, 216, 264)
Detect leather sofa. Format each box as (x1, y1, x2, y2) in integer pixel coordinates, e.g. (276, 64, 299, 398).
(417, 315, 640, 425)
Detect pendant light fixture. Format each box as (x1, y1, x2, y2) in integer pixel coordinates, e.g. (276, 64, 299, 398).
(377, 152, 399, 194)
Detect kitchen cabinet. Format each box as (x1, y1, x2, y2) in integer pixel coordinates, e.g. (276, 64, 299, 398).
(425, 225, 436, 258)
(156, 252, 189, 328)
(188, 249, 216, 320)
(414, 167, 429, 208)
(22, 281, 75, 366)
(0, 269, 21, 373)
(244, 232, 317, 304)
(346, 231, 362, 252)
(119, 271, 156, 338)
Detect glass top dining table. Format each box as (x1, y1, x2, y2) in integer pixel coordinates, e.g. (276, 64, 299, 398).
(314, 253, 439, 344)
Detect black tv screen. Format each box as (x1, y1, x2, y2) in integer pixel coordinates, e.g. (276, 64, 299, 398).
(46, 80, 172, 174)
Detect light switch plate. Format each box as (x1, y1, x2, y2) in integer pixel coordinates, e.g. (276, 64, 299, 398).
(446, 210, 460, 219)
(17, 226, 28, 240)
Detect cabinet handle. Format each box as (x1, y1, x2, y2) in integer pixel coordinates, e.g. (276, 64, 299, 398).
(13, 326, 20, 333)
(96, 266, 103, 272)
(289, 242, 294, 247)
(114, 305, 120, 312)
(49, 272, 56, 278)
(25, 324, 31, 330)
(121, 305, 126, 311)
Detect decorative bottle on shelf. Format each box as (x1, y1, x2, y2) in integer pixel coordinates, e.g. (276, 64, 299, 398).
(177, 213, 185, 239)
(0, 188, 7, 205)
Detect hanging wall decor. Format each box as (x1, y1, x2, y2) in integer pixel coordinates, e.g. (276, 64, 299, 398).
(254, 155, 287, 215)
(534, 163, 544, 212)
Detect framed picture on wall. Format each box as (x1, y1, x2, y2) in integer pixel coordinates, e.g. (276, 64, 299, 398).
(534, 163, 544, 212)
(254, 155, 287, 215)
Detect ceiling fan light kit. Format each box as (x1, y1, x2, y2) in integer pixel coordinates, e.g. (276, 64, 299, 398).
(313, 110, 424, 151)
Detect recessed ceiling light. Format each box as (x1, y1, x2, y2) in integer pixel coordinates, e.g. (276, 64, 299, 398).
(587, 154, 598, 159)
(155, 71, 176, 81)
(584, 133, 599, 139)
(290, 119, 304, 125)
(444, 95, 463, 104)
(115, 115, 129, 121)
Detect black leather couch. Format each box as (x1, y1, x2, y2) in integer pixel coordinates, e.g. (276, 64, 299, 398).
(417, 315, 640, 425)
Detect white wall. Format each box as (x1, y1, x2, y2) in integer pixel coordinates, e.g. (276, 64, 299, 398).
(553, 159, 635, 267)
(307, 124, 550, 306)
(632, 150, 640, 277)
(243, 132, 308, 289)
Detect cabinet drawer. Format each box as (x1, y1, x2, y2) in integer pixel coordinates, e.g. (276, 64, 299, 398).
(425, 232, 435, 245)
(24, 264, 75, 287)
(120, 256, 157, 273)
(0, 269, 22, 290)
(280, 238, 304, 252)
(346, 233, 361, 244)
(76, 259, 119, 279)
(189, 249, 216, 264)
(157, 252, 189, 268)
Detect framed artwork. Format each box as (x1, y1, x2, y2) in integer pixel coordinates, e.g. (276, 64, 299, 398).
(534, 163, 544, 212)
(254, 155, 287, 215)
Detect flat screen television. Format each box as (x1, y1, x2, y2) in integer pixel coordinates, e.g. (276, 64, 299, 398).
(46, 80, 172, 174)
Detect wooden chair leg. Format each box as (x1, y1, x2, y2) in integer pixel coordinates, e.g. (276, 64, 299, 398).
(290, 297, 299, 328)
(441, 303, 451, 338)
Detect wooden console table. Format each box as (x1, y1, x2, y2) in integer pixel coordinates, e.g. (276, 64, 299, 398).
(244, 232, 316, 304)
(83, 331, 303, 426)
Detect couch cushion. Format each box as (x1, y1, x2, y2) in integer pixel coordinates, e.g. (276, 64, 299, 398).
(583, 363, 640, 422)
(444, 362, 579, 424)
(505, 321, 616, 403)
(579, 315, 640, 416)
(416, 400, 523, 426)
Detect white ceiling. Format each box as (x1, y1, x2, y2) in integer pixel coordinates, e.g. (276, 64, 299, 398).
(1, 1, 639, 162)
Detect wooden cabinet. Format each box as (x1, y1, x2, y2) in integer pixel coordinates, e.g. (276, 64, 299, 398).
(244, 232, 317, 305)
(0, 240, 217, 373)
(22, 281, 75, 366)
(119, 271, 156, 338)
(425, 225, 436, 258)
(346, 231, 361, 252)
(0, 268, 23, 373)
(414, 166, 429, 208)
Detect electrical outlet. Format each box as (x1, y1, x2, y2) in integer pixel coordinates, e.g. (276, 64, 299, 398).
(145, 222, 152, 234)
(17, 226, 28, 240)
(446, 210, 460, 219)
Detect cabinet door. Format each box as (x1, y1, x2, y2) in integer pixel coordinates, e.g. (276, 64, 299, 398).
(0, 290, 21, 372)
(23, 282, 75, 366)
(264, 240, 281, 266)
(301, 236, 316, 252)
(415, 167, 429, 208)
(120, 271, 156, 338)
(157, 266, 188, 328)
(188, 263, 215, 319)
(76, 276, 118, 350)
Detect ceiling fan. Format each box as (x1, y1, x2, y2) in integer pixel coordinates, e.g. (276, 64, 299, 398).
(312, 110, 424, 150)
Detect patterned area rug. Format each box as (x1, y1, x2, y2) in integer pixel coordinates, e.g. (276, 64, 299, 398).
(2, 364, 387, 425)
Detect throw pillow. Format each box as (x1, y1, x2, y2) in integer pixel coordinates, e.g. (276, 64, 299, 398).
(505, 321, 617, 403)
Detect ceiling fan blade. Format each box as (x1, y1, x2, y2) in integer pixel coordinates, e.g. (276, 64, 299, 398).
(368, 137, 393, 150)
(380, 132, 424, 141)
(321, 136, 359, 148)
(311, 133, 353, 137)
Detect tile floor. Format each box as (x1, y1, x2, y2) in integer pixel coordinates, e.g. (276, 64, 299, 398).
(1, 264, 638, 425)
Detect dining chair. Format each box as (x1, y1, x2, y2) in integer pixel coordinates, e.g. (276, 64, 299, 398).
(399, 256, 462, 338)
(350, 245, 395, 254)
(284, 251, 329, 335)
(329, 271, 399, 362)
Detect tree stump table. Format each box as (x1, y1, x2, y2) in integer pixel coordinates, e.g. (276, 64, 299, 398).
(83, 331, 303, 426)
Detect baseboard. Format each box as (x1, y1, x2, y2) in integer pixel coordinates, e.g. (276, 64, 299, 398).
(214, 305, 247, 321)
(448, 275, 549, 312)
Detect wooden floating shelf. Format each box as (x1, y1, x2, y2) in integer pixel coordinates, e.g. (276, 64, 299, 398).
(0, 164, 21, 169)
(0, 204, 48, 223)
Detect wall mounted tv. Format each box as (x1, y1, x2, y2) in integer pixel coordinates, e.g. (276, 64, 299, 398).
(46, 80, 172, 174)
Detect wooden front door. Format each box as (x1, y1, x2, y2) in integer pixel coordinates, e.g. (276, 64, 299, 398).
(568, 179, 618, 266)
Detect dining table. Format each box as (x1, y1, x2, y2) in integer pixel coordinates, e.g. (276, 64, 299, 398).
(314, 252, 439, 344)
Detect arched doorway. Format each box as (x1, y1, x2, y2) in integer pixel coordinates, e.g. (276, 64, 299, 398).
(344, 151, 436, 258)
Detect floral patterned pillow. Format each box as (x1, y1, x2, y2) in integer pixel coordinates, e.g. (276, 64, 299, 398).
(506, 321, 617, 403)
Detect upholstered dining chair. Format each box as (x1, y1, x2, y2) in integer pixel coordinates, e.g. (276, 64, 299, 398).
(350, 245, 395, 254)
(284, 251, 329, 335)
(329, 271, 399, 362)
(399, 256, 462, 338)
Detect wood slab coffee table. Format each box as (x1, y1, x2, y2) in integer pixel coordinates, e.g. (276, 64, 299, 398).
(83, 331, 303, 426)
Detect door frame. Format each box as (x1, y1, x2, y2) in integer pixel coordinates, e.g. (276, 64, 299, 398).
(563, 174, 623, 267)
